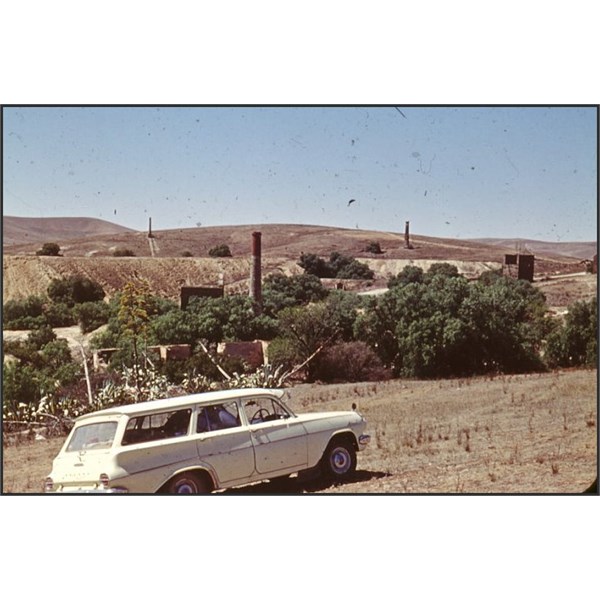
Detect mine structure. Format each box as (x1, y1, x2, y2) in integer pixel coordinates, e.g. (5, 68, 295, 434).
(250, 231, 262, 314)
(503, 253, 535, 282)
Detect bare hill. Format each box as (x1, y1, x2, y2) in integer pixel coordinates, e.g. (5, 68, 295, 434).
(2, 222, 594, 306)
(470, 237, 597, 260)
(3, 216, 136, 247)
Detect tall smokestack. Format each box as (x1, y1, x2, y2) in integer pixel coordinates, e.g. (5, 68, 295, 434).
(404, 221, 410, 249)
(250, 231, 262, 313)
(148, 217, 153, 238)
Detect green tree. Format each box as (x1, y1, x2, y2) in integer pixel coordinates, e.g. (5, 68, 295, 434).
(74, 301, 111, 333)
(186, 295, 277, 342)
(424, 262, 461, 281)
(298, 253, 334, 277)
(3, 295, 46, 329)
(545, 298, 597, 368)
(262, 272, 329, 316)
(298, 251, 374, 280)
(47, 275, 105, 306)
(274, 304, 338, 381)
(357, 274, 550, 377)
(330, 252, 374, 280)
(388, 265, 424, 288)
(324, 291, 364, 341)
(43, 302, 76, 327)
(150, 309, 200, 347)
(462, 277, 550, 373)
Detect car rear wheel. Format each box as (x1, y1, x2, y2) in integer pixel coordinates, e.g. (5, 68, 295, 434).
(166, 472, 210, 494)
(321, 439, 357, 481)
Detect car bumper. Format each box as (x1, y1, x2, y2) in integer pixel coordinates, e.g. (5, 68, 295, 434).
(46, 486, 129, 494)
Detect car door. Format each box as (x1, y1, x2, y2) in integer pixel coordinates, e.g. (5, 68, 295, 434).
(243, 396, 309, 475)
(193, 400, 255, 485)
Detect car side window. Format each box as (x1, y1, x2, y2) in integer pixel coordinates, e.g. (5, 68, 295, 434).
(122, 409, 191, 445)
(243, 397, 290, 424)
(197, 401, 241, 433)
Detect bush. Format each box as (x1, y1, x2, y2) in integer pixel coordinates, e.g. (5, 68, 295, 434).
(297, 253, 334, 278)
(262, 272, 329, 316)
(74, 301, 111, 333)
(425, 262, 461, 280)
(113, 247, 136, 257)
(388, 266, 424, 288)
(4, 296, 51, 329)
(545, 298, 597, 368)
(358, 273, 550, 378)
(298, 251, 374, 280)
(265, 337, 298, 372)
(364, 241, 384, 254)
(43, 302, 76, 327)
(313, 341, 392, 383)
(181, 251, 193, 257)
(208, 244, 232, 257)
(36, 242, 61, 256)
(48, 274, 105, 306)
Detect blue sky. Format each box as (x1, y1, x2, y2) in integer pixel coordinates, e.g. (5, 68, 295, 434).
(3, 106, 597, 241)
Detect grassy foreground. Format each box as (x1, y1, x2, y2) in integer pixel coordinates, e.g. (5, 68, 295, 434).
(2, 369, 597, 494)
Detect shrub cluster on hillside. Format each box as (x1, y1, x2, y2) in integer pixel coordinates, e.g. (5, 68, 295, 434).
(298, 251, 374, 279)
(3, 275, 109, 332)
(208, 244, 232, 257)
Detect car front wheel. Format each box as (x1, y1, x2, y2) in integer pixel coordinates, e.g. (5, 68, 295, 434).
(321, 439, 357, 481)
(166, 472, 210, 494)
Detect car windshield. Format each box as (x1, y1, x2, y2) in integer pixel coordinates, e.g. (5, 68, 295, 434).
(66, 421, 118, 452)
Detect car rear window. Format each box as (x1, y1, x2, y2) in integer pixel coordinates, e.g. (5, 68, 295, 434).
(66, 422, 118, 452)
(122, 408, 192, 446)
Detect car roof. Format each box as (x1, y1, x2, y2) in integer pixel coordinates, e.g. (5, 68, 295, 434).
(75, 388, 285, 421)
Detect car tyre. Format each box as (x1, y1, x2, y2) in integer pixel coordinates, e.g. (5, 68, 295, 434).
(166, 472, 210, 494)
(321, 439, 357, 481)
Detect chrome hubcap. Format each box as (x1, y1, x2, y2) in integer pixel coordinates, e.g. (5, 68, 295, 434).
(176, 481, 196, 494)
(330, 448, 350, 474)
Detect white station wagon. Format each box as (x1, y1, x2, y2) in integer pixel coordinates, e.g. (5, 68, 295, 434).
(45, 388, 370, 494)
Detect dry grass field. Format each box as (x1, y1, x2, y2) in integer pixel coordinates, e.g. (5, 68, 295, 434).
(2, 368, 596, 495)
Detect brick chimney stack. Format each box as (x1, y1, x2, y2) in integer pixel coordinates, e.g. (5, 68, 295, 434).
(250, 231, 262, 313)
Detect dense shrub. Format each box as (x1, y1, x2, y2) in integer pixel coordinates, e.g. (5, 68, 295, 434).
(208, 244, 232, 257)
(48, 275, 105, 306)
(74, 301, 111, 333)
(298, 251, 374, 280)
(113, 247, 136, 257)
(364, 241, 384, 254)
(36, 242, 61, 256)
(312, 341, 392, 383)
(545, 298, 597, 368)
(388, 266, 424, 288)
(357, 273, 550, 378)
(265, 337, 298, 372)
(2, 331, 83, 423)
(186, 295, 278, 342)
(3, 295, 46, 328)
(262, 272, 329, 316)
(425, 262, 461, 280)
